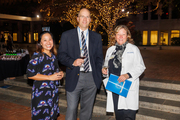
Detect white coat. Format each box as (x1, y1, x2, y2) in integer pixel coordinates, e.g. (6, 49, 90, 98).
(103, 43, 146, 112)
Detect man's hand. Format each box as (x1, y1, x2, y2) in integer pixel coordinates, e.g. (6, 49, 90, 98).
(73, 59, 84, 67)
(102, 68, 108, 75)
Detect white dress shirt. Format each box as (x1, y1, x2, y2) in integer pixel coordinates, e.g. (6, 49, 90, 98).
(77, 27, 92, 71)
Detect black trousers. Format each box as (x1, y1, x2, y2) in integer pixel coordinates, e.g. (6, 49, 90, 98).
(112, 93, 137, 120)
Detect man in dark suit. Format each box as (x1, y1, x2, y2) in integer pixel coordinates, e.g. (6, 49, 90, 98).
(58, 8, 103, 120)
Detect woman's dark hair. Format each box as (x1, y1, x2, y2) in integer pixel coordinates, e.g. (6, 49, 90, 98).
(36, 31, 57, 55)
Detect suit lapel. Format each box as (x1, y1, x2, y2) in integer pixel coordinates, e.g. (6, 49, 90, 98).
(88, 30, 93, 56)
(73, 28, 80, 58)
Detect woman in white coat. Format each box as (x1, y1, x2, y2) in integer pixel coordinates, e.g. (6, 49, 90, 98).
(102, 25, 146, 120)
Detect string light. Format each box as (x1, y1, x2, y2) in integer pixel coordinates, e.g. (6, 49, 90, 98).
(39, 0, 160, 47)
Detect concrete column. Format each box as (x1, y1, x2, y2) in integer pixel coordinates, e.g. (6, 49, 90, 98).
(8, 22, 12, 35)
(147, 4, 151, 45)
(158, 31, 162, 45)
(37, 22, 42, 37)
(157, 13, 161, 45)
(29, 21, 33, 43)
(17, 21, 22, 42)
(138, 13, 143, 22)
(158, 14, 161, 20)
(169, 5, 172, 19)
(148, 4, 151, 20)
(168, 30, 171, 45)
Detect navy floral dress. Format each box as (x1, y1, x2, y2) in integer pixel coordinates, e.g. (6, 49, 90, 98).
(26, 52, 60, 120)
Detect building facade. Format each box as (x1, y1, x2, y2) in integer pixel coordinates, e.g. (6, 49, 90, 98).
(134, 4, 180, 46)
(0, 14, 43, 44)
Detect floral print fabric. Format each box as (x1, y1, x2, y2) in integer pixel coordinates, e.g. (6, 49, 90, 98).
(26, 52, 60, 120)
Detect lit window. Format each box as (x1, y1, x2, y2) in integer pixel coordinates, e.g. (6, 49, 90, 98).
(161, 32, 168, 45)
(150, 31, 158, 45)
(34, 33, 38, 41)
(171, 30, 179, 38)
(4, 33, 9, 40)
(24, 33, 27, 42)
(13, 33, 17, 41)
(143, 31, 148, 45)
(29, 33, 31, 43)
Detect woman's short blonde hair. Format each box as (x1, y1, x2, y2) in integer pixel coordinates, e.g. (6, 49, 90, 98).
(111, 25, 134, 46)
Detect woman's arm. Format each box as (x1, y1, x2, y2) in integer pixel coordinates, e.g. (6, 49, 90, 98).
(28, 71, 64, 81)
(122, 45, 146, 81)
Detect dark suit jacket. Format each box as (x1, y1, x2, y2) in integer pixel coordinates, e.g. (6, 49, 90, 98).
(58, 28, 103, 92)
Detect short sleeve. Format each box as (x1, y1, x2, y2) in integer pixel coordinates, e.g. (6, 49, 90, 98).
(26, 52, 40, 77)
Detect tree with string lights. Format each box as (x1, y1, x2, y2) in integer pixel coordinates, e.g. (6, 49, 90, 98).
(38, 0, 161, 46)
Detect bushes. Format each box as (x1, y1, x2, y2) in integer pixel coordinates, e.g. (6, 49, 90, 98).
(132, 30, 142, 46)
(171, 37, 180, 46)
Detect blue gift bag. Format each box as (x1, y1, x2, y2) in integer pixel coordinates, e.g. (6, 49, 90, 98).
(105, 74, 132, 97)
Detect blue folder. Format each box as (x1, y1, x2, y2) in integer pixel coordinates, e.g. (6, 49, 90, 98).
(105, 74, 132, 97)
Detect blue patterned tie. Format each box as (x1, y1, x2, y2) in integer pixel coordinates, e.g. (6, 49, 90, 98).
(81, 31, 90, 72)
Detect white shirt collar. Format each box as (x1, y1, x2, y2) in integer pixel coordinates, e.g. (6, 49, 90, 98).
(77, 27, 88, 36)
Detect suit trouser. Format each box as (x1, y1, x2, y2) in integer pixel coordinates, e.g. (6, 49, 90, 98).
(65, 72, 97, 120)
(112, 93, 137, 120)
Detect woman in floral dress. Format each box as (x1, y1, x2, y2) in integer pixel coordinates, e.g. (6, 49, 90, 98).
(26, 31, 64, 120)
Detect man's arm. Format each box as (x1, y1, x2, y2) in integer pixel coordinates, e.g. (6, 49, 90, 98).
(96, 34, 104, 74)
(57, 32, 75, 69)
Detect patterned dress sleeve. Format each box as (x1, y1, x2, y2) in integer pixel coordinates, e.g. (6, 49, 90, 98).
(26, 52, 41, 77)
(53, 54, 61, 86)
(54, 55, 60, 73)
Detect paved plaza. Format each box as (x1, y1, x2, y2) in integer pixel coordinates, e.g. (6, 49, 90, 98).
(140, 47, 180, 81)
(0, 46, 180, 120)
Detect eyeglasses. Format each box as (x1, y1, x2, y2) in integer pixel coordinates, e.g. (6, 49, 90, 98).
(79, 16, 90, 19)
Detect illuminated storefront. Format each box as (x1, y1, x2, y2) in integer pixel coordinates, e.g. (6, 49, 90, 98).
(0, 14, 42, 43)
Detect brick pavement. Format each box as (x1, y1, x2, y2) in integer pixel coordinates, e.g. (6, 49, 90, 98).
(0, 100, 68, 120)
(0, 100, 31, 120)
(140, 48, 180, 81)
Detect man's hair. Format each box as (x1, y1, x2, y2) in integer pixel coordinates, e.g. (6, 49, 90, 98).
(77, 8, 91, 17)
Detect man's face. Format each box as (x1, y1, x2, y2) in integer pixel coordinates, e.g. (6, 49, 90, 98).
(77, 9, 91, 31)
